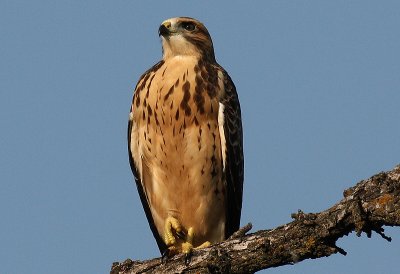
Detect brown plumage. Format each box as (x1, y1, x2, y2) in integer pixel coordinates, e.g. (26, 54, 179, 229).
(128, 17, 244, 255)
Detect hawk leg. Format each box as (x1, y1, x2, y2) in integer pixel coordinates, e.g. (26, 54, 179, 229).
(181, 227, 211, 254)
(181, 227, 211, 264)
(162, 216, 184, 260)
(164, 216, 183, 246)
(163, 217, 211, 257)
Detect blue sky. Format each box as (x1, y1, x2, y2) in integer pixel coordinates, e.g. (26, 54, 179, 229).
(1, 1, 399, 273)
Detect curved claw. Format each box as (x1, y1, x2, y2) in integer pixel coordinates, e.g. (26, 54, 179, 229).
(175, 229, 186, 240)
(161, 246, 178, 264)
(184, 252, 192, 265)
(161, 249, 169, 264)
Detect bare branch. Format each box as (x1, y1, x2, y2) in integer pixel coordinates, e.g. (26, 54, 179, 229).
(111, 165, 400, 274)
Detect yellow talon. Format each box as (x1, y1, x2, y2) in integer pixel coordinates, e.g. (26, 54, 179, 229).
(181, 227, 194, 254)
(181, 241, 193, 254)
(164, 216, 182, 246)
(195, 241, 211, 249)
(170, 217, 182, 233)
(181, 227, 210, 254)
(186, 227, 194, 244)
(164, 221, 211, 255)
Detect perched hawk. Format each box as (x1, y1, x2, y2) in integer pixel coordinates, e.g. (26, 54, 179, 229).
(128, 17, 244, 256)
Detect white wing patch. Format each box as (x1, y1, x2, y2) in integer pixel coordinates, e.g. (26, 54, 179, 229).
(218, 102, 226, 171)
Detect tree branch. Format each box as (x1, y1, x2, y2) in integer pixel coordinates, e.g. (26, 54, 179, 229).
(111, 165, 400, 274)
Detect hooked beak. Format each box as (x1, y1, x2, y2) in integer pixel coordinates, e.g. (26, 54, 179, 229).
(158, 21, 172, 37)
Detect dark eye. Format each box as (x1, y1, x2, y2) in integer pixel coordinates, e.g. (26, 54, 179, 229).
(182, 22, 196, 31)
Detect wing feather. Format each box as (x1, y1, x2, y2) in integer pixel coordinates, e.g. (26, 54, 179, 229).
(219, 70, 244, 238)
(128, 62, 167, 254)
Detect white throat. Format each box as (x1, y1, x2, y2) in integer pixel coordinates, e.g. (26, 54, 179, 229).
(161, 35, 202, 60)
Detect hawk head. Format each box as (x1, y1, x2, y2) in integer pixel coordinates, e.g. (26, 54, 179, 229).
(158, 17, 215, 61)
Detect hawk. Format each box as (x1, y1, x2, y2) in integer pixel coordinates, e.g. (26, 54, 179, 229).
(128, 17, 244, 257)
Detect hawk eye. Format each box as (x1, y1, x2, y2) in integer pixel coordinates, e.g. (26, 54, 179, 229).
(182, 22, 196, 31)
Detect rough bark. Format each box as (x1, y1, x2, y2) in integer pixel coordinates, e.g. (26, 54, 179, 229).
(111, 165, 400, 274)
